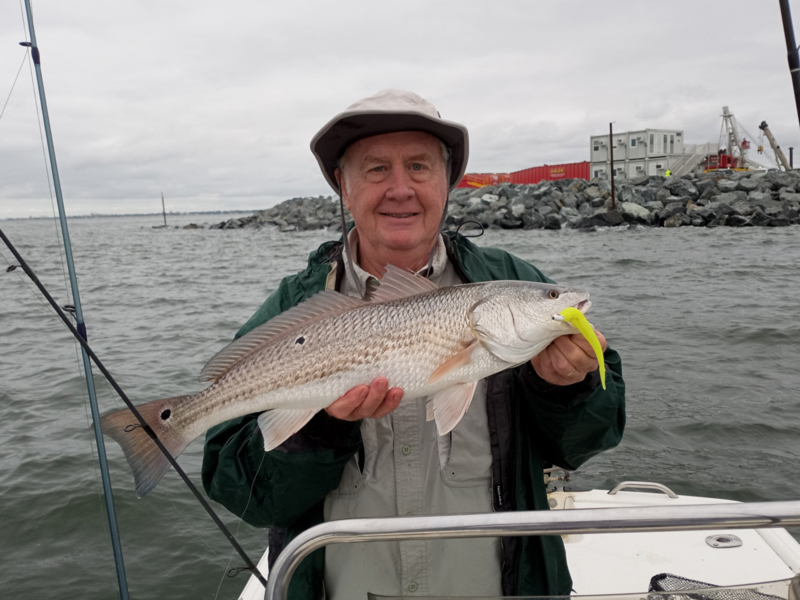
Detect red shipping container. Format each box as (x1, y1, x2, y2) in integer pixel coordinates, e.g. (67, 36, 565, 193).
(508, 161, 589, 184)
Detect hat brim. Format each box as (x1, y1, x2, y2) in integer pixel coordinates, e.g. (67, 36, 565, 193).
(311, 111, 469, 194)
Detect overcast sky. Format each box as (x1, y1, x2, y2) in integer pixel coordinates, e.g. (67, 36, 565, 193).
(1, 0, 799, 218)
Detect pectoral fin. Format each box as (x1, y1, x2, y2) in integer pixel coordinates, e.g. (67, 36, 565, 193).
(427, 339, 479, 384)
(257, 408, 318, 451)
(431, 381, 478, 436)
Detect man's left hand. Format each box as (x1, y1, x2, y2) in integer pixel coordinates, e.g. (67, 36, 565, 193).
(530, 331, 607, 387)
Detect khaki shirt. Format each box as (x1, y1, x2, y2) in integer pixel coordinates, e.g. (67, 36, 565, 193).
(323, 231, 503, 599)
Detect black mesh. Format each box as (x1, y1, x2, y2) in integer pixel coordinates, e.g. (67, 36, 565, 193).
(649, 573, 786, 600)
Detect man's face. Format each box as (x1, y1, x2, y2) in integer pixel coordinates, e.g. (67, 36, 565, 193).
(339, 131, 448, 258)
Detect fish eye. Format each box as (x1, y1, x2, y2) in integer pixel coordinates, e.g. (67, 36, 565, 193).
(547, 290, 559, 300)
(160, 409, 171, 420)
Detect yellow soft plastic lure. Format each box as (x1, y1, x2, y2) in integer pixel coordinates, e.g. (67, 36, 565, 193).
(557, 307, 606, 390)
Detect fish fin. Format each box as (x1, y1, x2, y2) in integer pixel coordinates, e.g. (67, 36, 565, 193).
(432, 381, 478, 436)
(426, 400, 435, 421)
(257, 408, 318, 451)
(99, 396, 193, 497)
(364, 264, 439, 303)
(201, 291, 368, 383)
(427, 339, 479, 384)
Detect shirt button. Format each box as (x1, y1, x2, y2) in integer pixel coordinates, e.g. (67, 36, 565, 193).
(408, 581, 418, 593)
(401, 444, 411, 455)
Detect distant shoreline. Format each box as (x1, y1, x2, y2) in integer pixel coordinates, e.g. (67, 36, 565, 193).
(1, 209, 256, 221)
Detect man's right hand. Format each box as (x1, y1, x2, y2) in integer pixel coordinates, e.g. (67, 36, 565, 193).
(325, 377, 403, 421)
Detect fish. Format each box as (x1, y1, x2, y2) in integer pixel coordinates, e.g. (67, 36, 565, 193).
(100, 265, 593, 497)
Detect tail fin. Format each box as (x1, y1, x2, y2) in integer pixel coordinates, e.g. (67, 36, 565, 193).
(100, 396, 193, 498)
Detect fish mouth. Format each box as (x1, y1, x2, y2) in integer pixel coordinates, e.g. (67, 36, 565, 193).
(574, 299, 591, 314)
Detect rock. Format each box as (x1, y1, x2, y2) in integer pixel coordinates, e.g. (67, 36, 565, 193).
(578, 202, 593, 216)
(510, 202, 526, 218)
(536, 205, 554, 217)
(183, 223, 200, 229)
(717, 179, 738, 192)
(690, 218, 705, 227)
(621, 202, 653, 224)
(780, 190, 800, 203)
(695, 179, 716, 193)
(561, 192, 579, 209)
(643, 200, 664, 212)
(481, 193, 499, 204)
(521, 212, 544, 230)
(560, 206, 582, 225)
(543, 214, 562, 230)
(715, 192, 739, 204)
(656, 189, 671, 203)
(737, 178, 760, 192)
(579, 210, 625, 228)
(728, 214, 752, 227)
(499, 218, 523, 229)
(664, 213, 690, 227)
(583, 186, 601, 200)
(664, 177, 699, 199)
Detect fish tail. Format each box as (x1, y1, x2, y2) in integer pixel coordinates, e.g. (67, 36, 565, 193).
(99, 396, 193, 497)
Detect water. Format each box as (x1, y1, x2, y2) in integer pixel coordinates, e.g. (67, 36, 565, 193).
(1, 215, 799, 599)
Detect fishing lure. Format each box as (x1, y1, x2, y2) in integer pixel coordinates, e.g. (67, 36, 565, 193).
(553, 307, 606, 390)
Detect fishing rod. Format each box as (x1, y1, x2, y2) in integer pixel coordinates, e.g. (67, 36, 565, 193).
(0, 228, 267, 588)
(779, 0, 800, 131)
(16, 0, 267, 590)
(20, 0, 129, 595)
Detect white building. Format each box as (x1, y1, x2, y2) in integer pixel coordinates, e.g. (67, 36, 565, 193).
(590, 129, 696, 179)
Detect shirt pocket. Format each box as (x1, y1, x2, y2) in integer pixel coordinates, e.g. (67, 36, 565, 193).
(327, 453, 365, 499)
(440, 380, 493, 488)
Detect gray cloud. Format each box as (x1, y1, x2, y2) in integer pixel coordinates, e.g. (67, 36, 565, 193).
(1, 0, 799, 217)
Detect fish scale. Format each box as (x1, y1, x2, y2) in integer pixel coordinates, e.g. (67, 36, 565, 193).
(100, 267, 591, 497)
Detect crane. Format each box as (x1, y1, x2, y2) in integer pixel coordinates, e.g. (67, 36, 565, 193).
(758, 121, 792, 171)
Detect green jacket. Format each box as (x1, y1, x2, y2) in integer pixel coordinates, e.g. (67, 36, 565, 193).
(202, 232, 626, 599)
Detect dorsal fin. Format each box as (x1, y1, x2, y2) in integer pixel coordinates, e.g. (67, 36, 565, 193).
(364, 264, 439, 303)
(200, 290, 367, 382)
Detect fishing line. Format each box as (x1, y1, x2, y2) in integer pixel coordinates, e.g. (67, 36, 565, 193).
(215, 444, 267, 600)
(0, 228, 268, 589)
(0, 52, 28, 123)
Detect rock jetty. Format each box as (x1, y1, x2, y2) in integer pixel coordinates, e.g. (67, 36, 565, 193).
(206, 170, 800, 231)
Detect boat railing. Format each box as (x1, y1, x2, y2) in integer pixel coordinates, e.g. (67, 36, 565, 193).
(264, 500, 800, 600)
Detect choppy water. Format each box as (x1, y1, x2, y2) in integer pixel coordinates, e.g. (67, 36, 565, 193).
(1, 215, 799, 599)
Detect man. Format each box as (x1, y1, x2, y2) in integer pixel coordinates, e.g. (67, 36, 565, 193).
(202, 90, 625, 600)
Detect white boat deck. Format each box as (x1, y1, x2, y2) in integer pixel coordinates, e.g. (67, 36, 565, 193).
(239, 484, 800, 599)
(551, 487, 800, 594)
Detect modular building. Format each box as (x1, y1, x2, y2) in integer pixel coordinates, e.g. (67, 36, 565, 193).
(590, 129, 686, 179)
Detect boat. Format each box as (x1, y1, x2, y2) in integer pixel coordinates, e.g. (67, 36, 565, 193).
(238, 471, 800, 599)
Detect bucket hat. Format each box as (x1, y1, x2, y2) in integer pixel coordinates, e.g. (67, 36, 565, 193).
(311, 89, 469, 194)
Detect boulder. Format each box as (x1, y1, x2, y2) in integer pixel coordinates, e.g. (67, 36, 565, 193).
(737, 178, 761, 192)
(728, 214, 752, 227)
(717, 179, 738, 192)
(560, 206, 582, 225)
(543, 214, 562, 230)
(621, 202, 653, 224)
(664, 177, 699, 199)
(663, 213, 690, 227)
(521, 212, 544, 230)
(579, 210, 624, 228)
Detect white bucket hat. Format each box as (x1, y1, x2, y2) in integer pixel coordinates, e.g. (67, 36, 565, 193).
(310, 89, 469, 194)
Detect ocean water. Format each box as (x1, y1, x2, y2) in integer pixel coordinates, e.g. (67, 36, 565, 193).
(1, 214, 799, 599)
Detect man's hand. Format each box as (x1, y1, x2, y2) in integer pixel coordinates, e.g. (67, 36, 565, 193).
(325, 377, 404, 421)
(530, 331, 607, 387)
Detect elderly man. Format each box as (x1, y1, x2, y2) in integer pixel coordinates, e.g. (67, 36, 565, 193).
(202, 90, 625, 600)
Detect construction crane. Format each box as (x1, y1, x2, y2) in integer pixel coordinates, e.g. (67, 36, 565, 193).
(758, 121, 792, 171)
